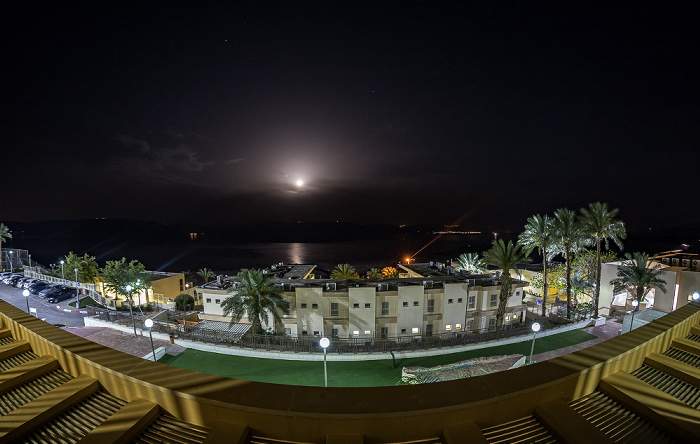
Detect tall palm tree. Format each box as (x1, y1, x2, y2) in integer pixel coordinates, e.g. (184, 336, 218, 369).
(610, 252, 667, 305)
(330, 263, 358, 279)
(0, 223, 11, 272)
(580, 202, 626, 318)
(455, 252, 487, 274)
(483, 239, 530, 337)
(198, 268, 216, 283)
(552, 208, 586, 319)
(222, 268, 290, 334)
(519, 214, 554, 316)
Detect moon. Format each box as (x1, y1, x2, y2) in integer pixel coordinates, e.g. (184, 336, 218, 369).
(295, 179, 304, 187)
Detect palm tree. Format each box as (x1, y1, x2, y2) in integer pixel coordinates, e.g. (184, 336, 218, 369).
(455, 252, 487, 274)
(330, 263, 358, 279)
(610, 252, 667, 306)
(198, 268, 216, 283)
(552, 208, 586, 319)
(580, 202, 626, 318)
(483, 239, 530, 337)
(0, 223, 11, 271)
(222, 268, 290, 334)
(558, 271, 593, 311)
(366, 268, 383, 279)
(519, 214, 554, 316)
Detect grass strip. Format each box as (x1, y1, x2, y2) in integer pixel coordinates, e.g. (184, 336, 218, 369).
(158, 328, 596, 387)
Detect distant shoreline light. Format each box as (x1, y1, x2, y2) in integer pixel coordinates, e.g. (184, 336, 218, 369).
(431, 231, 482, 235)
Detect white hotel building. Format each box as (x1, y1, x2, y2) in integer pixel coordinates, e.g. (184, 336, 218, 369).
(198, 264, 528, 340)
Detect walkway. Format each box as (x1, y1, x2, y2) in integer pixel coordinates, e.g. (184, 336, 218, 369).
(533, 318, 622, 362)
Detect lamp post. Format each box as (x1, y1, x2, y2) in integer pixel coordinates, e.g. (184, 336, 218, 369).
(9, 251, 13, 273)
(74, 268, 80, 308)
(60, 260, 65, 283)
(126, 284, 137, 337)
(23, 289, 30, 313)
(319, 337, 330, 387)
(528, 322, 540, 364)
(629, 299, 639, 332)
(28, 254, 31, 268)
(144, 318, 156, 361)
(692, 292, 699, 302)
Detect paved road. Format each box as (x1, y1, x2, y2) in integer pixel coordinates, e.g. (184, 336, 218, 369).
(0, 281, 88, 327)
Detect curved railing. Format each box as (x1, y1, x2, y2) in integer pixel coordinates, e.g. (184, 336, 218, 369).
(1, 299, 699, 442)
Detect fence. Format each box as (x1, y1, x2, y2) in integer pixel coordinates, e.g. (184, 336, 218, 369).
(88, 308, 592, 354)
(22, 266, 116, 308)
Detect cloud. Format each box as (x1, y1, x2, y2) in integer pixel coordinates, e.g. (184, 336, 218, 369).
(225, 158, 243, 164)
(115, 134, 150, 152)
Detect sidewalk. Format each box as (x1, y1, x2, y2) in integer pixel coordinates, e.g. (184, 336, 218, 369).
(532, 318, 622, 362)
(64, 326, 176, 358)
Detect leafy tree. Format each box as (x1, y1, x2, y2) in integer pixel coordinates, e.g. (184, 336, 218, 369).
(221, 268, 290, 334)
(580, 202, 626, 318)
(552, 208, 587, 318)
(100, 258, 151, 304)
(198, 267, 216, 283)
(174, 293, 195, 310)
(558, 271, 593, 309)
(366, 268, 383, 279)
(330, 263, 359, 279)
(381, 266, 399, 279)
(610, 252, 667, 305)
(455, 252, 487, 274)
(483, 239, 530, 337)
(519, 214, 554, 316)
(0, 223, 11, 271)
(64, 252, 99, 283)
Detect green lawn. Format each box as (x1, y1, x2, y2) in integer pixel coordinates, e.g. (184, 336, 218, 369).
(158, 328, 596, 387)
(68, 297, 105, 309)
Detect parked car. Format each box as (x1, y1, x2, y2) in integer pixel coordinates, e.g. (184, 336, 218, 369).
(22, 278, 39, 289)
(39, 284, 67, 298)
(0, 272, 13, 280)
(14, 277, 32, 288)
(47, 288, 75, 303)
(7, 275, 24, 286)
(29, 281, 50, 294)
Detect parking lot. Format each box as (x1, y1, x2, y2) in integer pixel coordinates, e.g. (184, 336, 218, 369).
(0, 277, 88, 327)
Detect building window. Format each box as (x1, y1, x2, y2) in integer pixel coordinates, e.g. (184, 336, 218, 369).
(206, 298, 211, 303)
(365, 303, 371, 308)
(445, 324, 452, 331)
(381, 327, 388, 339)
(353, 303, 360, 308)
(458, 298, 463, 303)
(456, 323, 462, 329)
(284, 328, 292, 335)
(301, 303, 307, 309)
(215, 299, 220, 304)
(302, 330, 308, 335)
(332, 328, 339, 338)
(490, 294, 497, 307)
(488, 318, 496, 330)
(381, 301, 389, 315)
(403, 301, 408, 307)
(468, 295, 475, 309)
(413, 301, 419, 306)
(364, 330, 371, 335)
(331, 302, 338, 316)
(513, 314, 519, 320)
(312, 303, 318, 309)
(313, 331, 320, 336)
(401, 328, 407, 334)
(179, 278, 184, 292)
(411, 327, 419, 334)
(427, 299, 434, 312)
(353, 330, 360, 336)
(505, 315, 511, 322)
(426, 324, 433, 336)
(448, 299, 453, 304)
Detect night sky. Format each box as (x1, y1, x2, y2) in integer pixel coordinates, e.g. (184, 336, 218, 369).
(2, 1, 698, 232)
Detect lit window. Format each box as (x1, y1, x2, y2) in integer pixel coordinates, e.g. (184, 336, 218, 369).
(456, 323, 462, 329)
(284, 328, 291, 335)
(411, 327, 419, 334)
(505, 315, 511, 322)
(513, 314, 518, 320)
(445, 324, 452, 330)
(353, 330, 360, 335)
(364, 330, 371, 335)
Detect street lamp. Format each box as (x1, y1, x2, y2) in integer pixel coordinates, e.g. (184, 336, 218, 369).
(528, 322, 540, 364)
(629, 300, 639, 332)
(60, 260, 65, 283)
(144, 318, 156, 361)
(692, 292, 699, 302)
(74, 268, 80, 308)
(9, 250, 13, 273)
(23, 289, 30, 313)
(126, 284, 137, 337)
(320, 337, 330, 387)
(28, 254, 31, 268)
